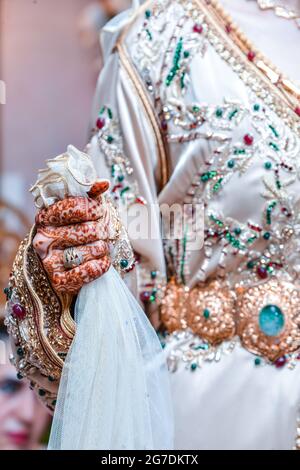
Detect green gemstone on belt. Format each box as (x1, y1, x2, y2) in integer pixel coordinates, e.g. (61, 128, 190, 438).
(203, 308, 210, 319)
(258, 304, 285, 337)
(191, 363, 197, 371)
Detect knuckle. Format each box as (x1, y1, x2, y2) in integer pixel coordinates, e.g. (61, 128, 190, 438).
(33, 233, 45, 259)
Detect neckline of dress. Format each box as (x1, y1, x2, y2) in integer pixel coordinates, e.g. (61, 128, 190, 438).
(202, 0, 300, 118)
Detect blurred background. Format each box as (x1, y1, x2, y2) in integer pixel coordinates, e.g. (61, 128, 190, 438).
(0, 0, 130, 449)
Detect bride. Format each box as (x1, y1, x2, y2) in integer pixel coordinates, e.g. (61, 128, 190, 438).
(5, 0, 300, 449)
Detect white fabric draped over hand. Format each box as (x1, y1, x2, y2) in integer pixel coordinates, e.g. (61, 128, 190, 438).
(32, 146, 174, 450)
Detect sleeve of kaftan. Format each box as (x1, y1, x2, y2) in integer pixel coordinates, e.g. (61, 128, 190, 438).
(85, 25, 167, 307)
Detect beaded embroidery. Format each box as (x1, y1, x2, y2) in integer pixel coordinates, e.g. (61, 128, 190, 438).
(128, 0, 300, 289)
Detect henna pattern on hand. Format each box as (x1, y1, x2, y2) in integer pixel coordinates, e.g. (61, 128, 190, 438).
(43, 240, 109, 276)
(33, 191, 111, 294)
(36, 196, 104, 226)
(52, 256, 111, 294)
(34, 220, 110, 255)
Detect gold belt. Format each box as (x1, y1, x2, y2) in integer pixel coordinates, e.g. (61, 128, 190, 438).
(161, 277, 300, 362)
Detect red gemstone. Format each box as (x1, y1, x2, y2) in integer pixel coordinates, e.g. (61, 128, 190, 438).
(140, 291, 151, 303)
(193, 24, 203, 34)
(12, 304, 26, 320)
(295, 107, 300, 117)
(96, 117, 105, 130)
(274, 356, 287, 368)
(135, 197, 146, 205)
(244, 133, 254, 146)
(256, 266, 268, 279)
(225, 23, 232, 34)
(247, 51, 256, 62)
(161, 120, 168, 131)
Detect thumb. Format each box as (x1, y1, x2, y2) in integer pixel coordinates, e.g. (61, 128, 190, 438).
(88, 179, 110, 199)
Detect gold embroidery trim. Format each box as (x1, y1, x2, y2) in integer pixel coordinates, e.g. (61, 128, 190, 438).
(196, 0, 300, 134)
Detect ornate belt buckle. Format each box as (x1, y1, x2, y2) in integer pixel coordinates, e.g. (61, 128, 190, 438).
(236, 279, 300, 362)
(186, 280, 236, 345)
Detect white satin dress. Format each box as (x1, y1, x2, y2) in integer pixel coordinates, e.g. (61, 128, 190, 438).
(84, 0, 300, 449)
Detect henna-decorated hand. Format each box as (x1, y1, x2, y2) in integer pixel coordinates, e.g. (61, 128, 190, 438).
(33, 181, 111, 295)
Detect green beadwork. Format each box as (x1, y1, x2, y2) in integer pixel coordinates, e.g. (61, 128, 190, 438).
(212, 178, 223, 192)
(191, 363, 197, 371)
(120, 259, 129, 269)
(107, 108, 113, 119)
(247, 260, 255, 269)
(269, 125, 279, 138)
(269, 142, 279, 151)
(180, 72, 186, 89)
(210, 214, 224, 227)
(264, 161, 272, 170)
(106, 135, 114, 144)
(120, 186, 130, 197)
(225, 231, 243, 249)
(233, 148, 246, 155)
(145, 9, 151, 18)
(227, 159, 235, 168)
(247, 236, 257, 245)
(166, 37, 183, 87)
(183, 50, 190, 58)
(228, 109, 238, 120)
(266, 201, 277, 225)
(215, 108, 223, 118)
(201, 170, 217, 182)
(254, 357, 261, 366)
(263, 232, 271, 240)
(253, 104, 260, 111)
